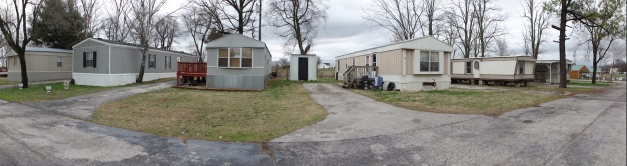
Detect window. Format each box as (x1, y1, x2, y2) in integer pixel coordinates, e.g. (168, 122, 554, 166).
(519, 61, 524, 74)
(366, 56, 370, 66)
(57, 57, 62, 67)
(352, 57, 355, 66)
(165, 56, 172, 69)
(372, 53, 377, 71)
(218, 48, 253, 68)
(474, 61, 479, 70)
(148, 54, 156, 69)
(13, 57, 17, 68)
(84, 52, 96, 68)
(466, 61, 472, 73)
(337, 60, 340, 71)
(420, 51, 439, 72)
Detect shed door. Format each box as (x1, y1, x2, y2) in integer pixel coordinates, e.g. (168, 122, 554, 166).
(298, 57, 308, 80)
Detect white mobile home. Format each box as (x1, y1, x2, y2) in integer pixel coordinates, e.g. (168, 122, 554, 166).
(7, 47, 73, 82)
(336, 36, 452, 91)
(72, 38, 197, 86)
(451, 56, 536, 86)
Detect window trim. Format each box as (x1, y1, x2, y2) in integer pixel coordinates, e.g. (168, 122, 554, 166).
(518, 60, 525, 75)
(419, 51, 440, 72)
(148, 54, 156, 69)
(13, 56, 17, 68)
(217, 48, 254, 68)
(57, 56, 62, 67)
(85, 52, 94, 68)
(466, 61, 472, 74)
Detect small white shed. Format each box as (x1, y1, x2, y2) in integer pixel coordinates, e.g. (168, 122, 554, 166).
(290, 54, 317, 81)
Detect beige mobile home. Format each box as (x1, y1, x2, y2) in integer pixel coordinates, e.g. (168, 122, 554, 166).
(336, 36, 452, 91)
(7, 47, 73, 82)
(451, 56, 536, 86)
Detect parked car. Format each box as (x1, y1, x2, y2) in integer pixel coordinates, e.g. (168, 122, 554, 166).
(0, 68, 7, 77)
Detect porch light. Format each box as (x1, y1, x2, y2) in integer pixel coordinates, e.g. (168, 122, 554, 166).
(45, 86, 52, 93)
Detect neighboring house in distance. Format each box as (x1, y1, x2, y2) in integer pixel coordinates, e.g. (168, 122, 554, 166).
(204, 33, 272, 91)
(336, 36, 453, 91)
(451, 56, 536, 86)
(535, 60, 572, 83)
(7, 47, 73, 82)
(318, 63, 332, 69)
(72, 38, 197, 86)
(570, 65, 589, 79)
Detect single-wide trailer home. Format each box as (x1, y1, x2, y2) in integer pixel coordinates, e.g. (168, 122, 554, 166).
(451, 56, 537, 86)
(204, 34, 272, 91)
(72, 38, 197, 86)
(7, 47, 73, 82)
(535, 60, 572, 83)
(336, 36, 452, 91)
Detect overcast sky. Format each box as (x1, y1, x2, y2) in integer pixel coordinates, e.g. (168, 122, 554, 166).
(161, 0, 626, 66)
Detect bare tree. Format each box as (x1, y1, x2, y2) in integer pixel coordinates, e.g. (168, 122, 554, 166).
(572, 0, 625, 84)
(75, 0, 101, 39)
(0, 0, 43, 88)
(363, 0, 424, 42)
(520, 0, 550, 59)
(183, 0, 217, 62)
(152, 15, 180, 50)
(215, 0, 258, 35)
(421, 0, 441, 36)
(103, 0, 131, 42)
(492, 37, 514, 56)
(606, 39, 626, 82)
(126, 0, 168, 83)
(447, 0, 476, 58)
(266, 0, 328, 55)
(472, 0, 507, 57)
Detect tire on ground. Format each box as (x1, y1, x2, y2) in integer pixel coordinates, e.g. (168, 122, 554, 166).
(387, 82, 395, 91)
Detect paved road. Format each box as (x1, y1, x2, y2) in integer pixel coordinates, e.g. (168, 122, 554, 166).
(0, 82, 624, 165)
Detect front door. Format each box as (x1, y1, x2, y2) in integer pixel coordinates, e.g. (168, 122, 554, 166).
(298, 57, 308, 80)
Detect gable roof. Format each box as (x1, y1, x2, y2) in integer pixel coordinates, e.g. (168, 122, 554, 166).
(73, 38, 195, 57)
(205, 33, 268, 48)
(571, 65, 586, 71)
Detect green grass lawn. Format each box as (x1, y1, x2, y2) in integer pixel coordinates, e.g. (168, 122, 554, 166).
(92, 79, 328, 143)
(0, 78, 175, 102)
(352, 89, 560, 116)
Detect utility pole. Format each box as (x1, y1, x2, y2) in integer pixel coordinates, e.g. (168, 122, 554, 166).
(258, 0, 262, 41)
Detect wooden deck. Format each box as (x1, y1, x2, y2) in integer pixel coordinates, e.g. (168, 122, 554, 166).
(177, 62, 207, 85)
(342, 66, 379, 88)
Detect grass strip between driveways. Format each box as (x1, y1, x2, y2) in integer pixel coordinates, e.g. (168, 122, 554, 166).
(352, 83, 611, 116)
(352, 89, 561, 116)
(0, 78, 175, 102)
(92, 80, 328, 143)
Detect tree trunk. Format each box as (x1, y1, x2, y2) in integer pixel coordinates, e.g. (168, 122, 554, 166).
(137, 52, 147, 83)
(558, 0, 567, 88)
(18, 52, 29, 88)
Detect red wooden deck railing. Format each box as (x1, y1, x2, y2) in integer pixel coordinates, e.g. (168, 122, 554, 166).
(177, 62, 207, 85)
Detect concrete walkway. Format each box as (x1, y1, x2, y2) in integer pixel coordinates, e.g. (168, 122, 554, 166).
(272, 84, 480, 142)
(24, 81, 175, 121)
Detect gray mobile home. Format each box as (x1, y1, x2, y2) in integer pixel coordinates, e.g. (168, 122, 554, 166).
(7, 47, 73, 82)
(72, 38, 197, 86)
(205, 34, 272, 90)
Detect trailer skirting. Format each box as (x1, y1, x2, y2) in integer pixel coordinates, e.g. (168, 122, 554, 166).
(72, 72, 175, 86)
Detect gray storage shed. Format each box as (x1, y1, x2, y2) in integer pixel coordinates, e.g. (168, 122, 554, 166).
(204, 34, 272, 91)
(72, 38, 197, 86)
(289, 54, 317, 81)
